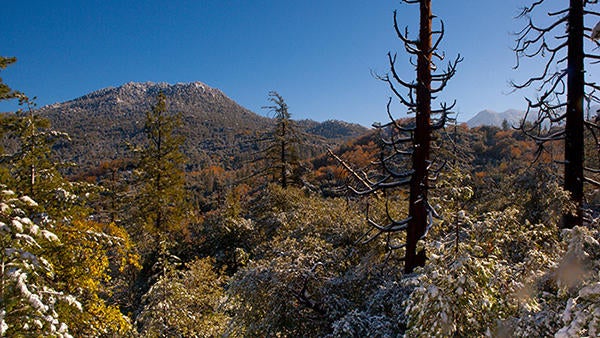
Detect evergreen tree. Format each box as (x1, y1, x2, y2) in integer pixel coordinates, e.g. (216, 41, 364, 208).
(0, 57, 137, 336)
(0, 56, 22, 182)
(3, 100, 65, 196)
(0, 56, 21, 101)
(258, 91, 300, 188)
(133, 92, 188, 242)
(0, 98, 83, 219)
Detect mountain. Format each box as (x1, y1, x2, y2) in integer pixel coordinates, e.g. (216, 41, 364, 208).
(465, 109, 527, 128)
(466, 106, 600, 128)
(37, 82, 368, 173)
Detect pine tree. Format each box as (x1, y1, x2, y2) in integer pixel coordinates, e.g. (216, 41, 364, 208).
(0, 56, 21, 101)
(0, 98, 79, 219)
(133, 92, 188, 240)
(0, 57, 137, 335)
(0, 56, 22, 181)
(257, 91, 300, 188)
(4, 100, 63, 195)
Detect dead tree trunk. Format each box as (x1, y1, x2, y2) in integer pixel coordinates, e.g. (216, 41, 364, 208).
(513, 0, 599, 229)
(406, 0, 433, 273)
(564, 0, 585, 228)
(339, 0, 460, 273)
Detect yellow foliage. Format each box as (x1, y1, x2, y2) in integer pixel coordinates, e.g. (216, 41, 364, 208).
(50, 219, 140, 336)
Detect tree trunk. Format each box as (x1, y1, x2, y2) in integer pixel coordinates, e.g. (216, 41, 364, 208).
(30, 164, 35, 197)
(405, 0, 432, 273)
(156, 112, 163, 232)
(563, 0, 584, 228)
(281, 121, 287, 189)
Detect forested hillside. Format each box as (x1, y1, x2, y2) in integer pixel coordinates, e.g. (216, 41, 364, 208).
(34, 81, 367, 174)
(1, 0, 600, 337)
(3, 83, 600, 336)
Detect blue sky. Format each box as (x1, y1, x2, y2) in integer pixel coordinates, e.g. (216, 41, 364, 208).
(1, 1, 543, 126)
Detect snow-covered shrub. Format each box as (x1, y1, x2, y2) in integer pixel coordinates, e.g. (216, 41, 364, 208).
(403, 248, 512, 337)
(329, 309, 396, 337)
(554, 224, 600, 337)
(327, 278, 412, 337)
(403, 206, 564, 336)
(135, 250, 228, 337)
(226, 185, 385, 337)
(512, 219, 600, 337)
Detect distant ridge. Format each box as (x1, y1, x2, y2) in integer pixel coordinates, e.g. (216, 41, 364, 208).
(37, 81, 368, 173)
(466, 105, 600, 128)
(466, 109, 526, 128)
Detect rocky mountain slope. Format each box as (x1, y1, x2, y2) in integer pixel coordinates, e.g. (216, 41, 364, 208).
(37, 82, 368, 173)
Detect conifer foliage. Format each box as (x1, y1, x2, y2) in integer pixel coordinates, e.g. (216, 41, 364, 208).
(257, 91, 301, 188)
(0, 57, 21, 101)
(134, 92, 188, 239)
(1, 99, 70, 213)
(0, 57, 77, 336)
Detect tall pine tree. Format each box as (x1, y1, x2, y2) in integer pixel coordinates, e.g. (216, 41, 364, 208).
(261, 91, 300, 188)
(134, 92, 188, 241)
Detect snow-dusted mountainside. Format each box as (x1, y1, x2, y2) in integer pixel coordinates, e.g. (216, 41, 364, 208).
(37, 82, 368, 173)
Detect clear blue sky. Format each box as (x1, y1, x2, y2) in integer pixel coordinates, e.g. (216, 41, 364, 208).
(1, 1, 540, 126)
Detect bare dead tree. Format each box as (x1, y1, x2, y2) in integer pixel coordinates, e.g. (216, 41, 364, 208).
(340, 0, 460, 273)
(512, 0, 600, 228)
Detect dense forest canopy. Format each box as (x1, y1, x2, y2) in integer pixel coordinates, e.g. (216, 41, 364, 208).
(1, 1, 600, 337)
